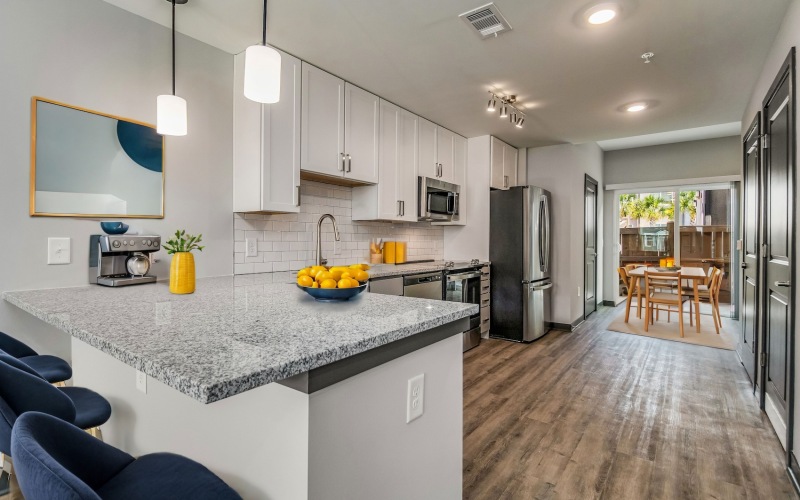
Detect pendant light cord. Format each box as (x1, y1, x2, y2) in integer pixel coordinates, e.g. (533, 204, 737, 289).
(172, 0, 176, 96)
(262, 0, 268, 46)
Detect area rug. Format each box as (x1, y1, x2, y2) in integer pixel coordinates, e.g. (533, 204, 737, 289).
(606, 304, 738, 350)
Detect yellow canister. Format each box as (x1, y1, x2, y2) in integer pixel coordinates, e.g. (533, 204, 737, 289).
(383, 241, 396, 264)
(395, 242, 407, 264)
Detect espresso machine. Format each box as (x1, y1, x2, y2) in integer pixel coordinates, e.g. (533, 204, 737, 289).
(89, 234, 161, 287)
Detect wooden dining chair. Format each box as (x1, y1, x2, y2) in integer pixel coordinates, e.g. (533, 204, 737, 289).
(644, 271, 691, 337)
(688, 267, 723, 334)
(620, 266, 644, 318)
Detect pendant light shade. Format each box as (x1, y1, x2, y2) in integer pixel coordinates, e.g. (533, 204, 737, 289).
(244, 45, 281, 103)
(157, 94, 187, 136)
(157, 0, 187, 136)
(244, 0, 281, 103)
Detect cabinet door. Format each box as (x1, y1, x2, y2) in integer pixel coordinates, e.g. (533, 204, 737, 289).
(503, 143, 518, 188)
(377, 100, 401, 219)
(262, 50, 302, 211)
(232, 49, 300, 213)
(344, 83, 379, 183)
(437, 127, 455, 183)
(418, 117, 438, 179)
(397, 108, 419, 222)
(452, 134, 467, 225)
(490, 136, 505, 189)
(301, 63, 345, 177)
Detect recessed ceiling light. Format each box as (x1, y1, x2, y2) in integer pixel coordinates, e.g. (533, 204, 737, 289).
(626, 103, 648, 112)
(585, 3, 619, 25)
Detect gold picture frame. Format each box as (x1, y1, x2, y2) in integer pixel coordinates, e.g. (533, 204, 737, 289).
(29, 96, 166, 219)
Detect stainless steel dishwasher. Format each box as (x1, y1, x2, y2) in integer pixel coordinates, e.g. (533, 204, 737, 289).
(403, 272, 444, 299)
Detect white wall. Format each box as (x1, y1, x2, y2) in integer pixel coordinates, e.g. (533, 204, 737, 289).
(0, 0, 234, 361)
(604, 136, 741, 186)
(443, 136, 491, 262)
(739, 0, 800, 456)
(527, 143, 604, 326)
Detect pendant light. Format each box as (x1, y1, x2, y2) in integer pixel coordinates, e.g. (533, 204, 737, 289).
(244, 0, 281, 103)
(157, 0, 188, 136)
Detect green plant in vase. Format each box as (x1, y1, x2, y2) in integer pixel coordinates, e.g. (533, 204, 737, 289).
(163, 230, 204, 294)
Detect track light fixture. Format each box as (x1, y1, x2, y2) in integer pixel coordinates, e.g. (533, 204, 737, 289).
(485, 91, 526, 129)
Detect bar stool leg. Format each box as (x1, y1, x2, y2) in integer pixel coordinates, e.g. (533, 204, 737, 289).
(86, 427, 104, 441)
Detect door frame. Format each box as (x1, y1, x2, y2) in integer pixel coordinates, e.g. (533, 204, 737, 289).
(584, 174, 599, 319)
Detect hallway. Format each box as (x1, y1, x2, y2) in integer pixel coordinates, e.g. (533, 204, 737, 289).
(463, 306, 796, 499)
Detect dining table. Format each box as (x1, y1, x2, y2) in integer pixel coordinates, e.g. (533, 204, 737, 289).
(624, 266, 707, 332)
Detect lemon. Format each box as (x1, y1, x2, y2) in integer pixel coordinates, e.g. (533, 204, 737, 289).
(311, 281, 319, 288)
(350, 278, 361, 288)
(320, 278, 337, 289)
(297, 268, 311, 278)
(341, 271, 353, 280)
(308, 268, 320, 279)
(337, 278, 354, 289)
(316, 271, 333, 283)
(329, 269, 344, 280)
(297, 275, 313, 287)
(348, 264, 363, 271)
(312, 265, 327, 272)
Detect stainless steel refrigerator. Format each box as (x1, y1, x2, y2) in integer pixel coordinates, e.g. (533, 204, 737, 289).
(490, 186, 552, 342)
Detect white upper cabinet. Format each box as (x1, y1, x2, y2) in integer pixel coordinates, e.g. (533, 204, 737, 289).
(343, 83, 380, 184)
(433, 134, 467, 226)
(233, 48, 301, 213)
(352, 100, 417, 222)
(301, 63, 379, 184)
(418, 118, 460, 185)
(490, 136, 518, 190)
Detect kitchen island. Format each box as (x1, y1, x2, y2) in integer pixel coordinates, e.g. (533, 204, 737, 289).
(3, 273, 476, 499)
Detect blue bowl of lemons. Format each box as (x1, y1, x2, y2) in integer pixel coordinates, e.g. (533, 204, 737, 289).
(296, 264, 370, 302)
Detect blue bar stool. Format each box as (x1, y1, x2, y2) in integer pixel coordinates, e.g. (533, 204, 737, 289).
(12, 412, 242, 500)
(0, 353, 112, 465)
(0, 331, 72, 385)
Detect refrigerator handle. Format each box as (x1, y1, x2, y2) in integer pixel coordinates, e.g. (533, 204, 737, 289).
(543, 195, 551, 273)
(538, 199, 545, 271)
(531, 282, 553, 291)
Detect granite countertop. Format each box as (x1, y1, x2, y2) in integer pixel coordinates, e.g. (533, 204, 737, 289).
(3, 275, 477, 404)
(369, 261, 490, 279)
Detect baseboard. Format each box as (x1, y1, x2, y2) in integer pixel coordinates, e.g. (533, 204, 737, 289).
(602, 300, 617, 307)
(789, 452, 800, 496)
(548, 316, 586, 332)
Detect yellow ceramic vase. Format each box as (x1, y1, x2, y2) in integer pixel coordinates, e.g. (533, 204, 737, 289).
(169, 252, 196, 294)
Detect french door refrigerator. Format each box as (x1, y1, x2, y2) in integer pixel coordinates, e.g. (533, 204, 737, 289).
(490, 186, 552, 342)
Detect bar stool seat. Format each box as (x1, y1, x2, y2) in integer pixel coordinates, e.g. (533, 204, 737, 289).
(17, 354, 72, 384)
(0, 331, 72, 384)
(12, 412, 242, 500)
(59, 387, 112, 430)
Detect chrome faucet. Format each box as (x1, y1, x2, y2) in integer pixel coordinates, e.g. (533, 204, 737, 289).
(316, 214, 340, 266)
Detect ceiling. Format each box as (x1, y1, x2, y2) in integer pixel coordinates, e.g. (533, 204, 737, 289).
(102, 0, 790, 149)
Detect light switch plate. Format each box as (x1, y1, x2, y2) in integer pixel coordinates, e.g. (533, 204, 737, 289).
(47, 237, 71, 265)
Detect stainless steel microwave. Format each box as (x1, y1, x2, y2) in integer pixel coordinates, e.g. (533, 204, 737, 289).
(418, 176, 460, 222)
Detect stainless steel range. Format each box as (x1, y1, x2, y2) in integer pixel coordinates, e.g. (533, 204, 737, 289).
(444, 265, 483, 352)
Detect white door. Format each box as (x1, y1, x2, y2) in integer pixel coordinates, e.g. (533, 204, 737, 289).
(398, 108, 419, 222)
(418, 117, 438, 179)
(262, 50, 301, 211)
(301, 63, 345, 177)
(377, 100, 401, 219)
(503, 143, 518, 188)
(437, 127, 455, 183)
(344, 83, 379, 184)
(490, 136, 505, 189)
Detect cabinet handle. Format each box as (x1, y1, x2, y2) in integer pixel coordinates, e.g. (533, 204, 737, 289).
(401, 200, 405, 216)
(296, 186, 300, 206)
(398, 200, 402, 216)
(346, 154, 352, 172)
(504, 175, 508, 188)
(339, 153, 345, 172)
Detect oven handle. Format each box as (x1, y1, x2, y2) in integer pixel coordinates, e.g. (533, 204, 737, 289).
(446, 272, 482, 281)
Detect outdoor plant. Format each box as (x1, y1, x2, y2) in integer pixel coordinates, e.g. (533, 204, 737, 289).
(162, 230, 205, 254)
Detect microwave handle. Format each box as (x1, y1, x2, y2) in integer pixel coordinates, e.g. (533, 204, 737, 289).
(447, 192, 459, 215)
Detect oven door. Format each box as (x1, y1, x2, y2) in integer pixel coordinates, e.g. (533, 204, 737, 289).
(445, 271, 482, 305)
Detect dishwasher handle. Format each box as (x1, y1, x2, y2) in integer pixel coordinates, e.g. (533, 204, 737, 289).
(403, 273, 443, 286)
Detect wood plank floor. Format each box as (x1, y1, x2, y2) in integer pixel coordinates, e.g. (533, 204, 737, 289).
(464, 305, 798, 499)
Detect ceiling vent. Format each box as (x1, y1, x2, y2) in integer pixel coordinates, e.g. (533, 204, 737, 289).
(459, 3, 512, 39)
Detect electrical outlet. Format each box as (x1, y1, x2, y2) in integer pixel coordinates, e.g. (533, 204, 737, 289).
(246, 238, 258, 257)
(47, 237, 71, 265)
(136, 370, 147, 394)
(406, 373, 425, 423)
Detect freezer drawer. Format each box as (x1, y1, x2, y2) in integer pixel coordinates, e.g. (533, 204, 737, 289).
(522, 281, 552, 342)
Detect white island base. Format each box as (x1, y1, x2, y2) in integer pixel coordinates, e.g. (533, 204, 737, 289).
(71, 333, 463, 500)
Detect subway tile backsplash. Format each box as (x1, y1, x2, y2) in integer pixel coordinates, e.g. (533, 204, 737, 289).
(233, 180, 444, 274)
